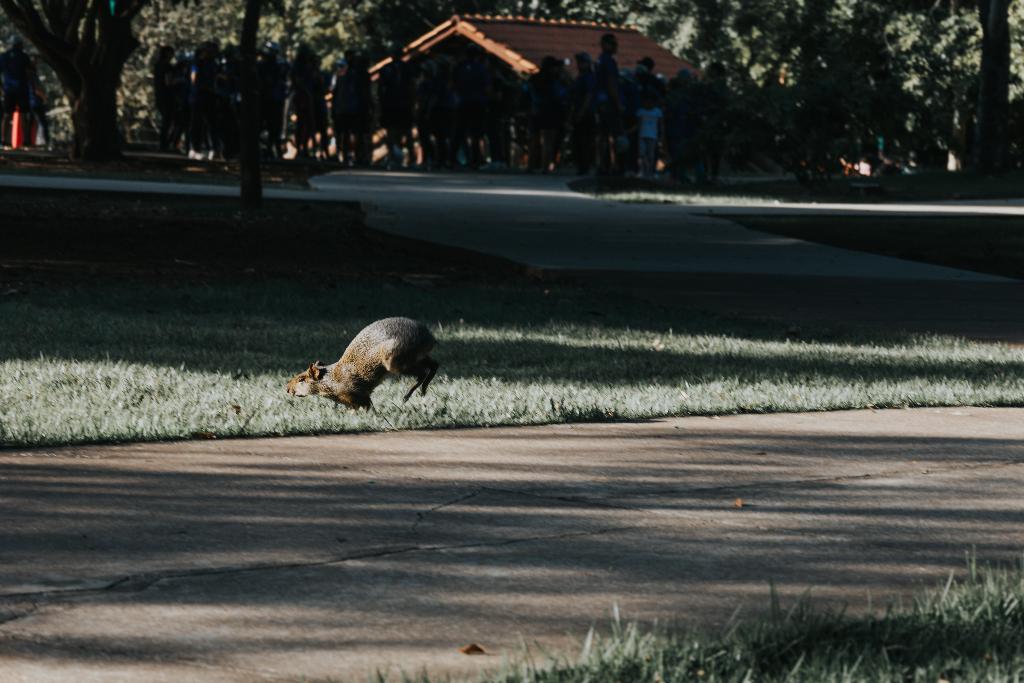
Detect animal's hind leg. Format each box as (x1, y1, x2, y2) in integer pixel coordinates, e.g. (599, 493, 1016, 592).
(402, 370, 426, 403)
(419, 358, 439, 395)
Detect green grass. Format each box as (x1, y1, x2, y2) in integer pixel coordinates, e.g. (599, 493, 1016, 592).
(582, 169, 1024, 204)
(3, 281, 1024, 447)
(482, 562, 1024, 683)
(729, 215, 1024, 281)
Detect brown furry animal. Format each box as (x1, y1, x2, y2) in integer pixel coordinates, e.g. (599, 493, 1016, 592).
(286, 317, 439, 409)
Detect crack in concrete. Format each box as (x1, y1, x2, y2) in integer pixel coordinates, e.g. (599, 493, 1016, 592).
(0, 602, 38, 627)
(411, 488, 483, 533)
(0, 527, 631, 605)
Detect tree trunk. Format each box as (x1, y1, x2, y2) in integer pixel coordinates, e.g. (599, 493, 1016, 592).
(73, 72, 122, 161)
(0, 0, 141, 162)
(240, 0, 263, 208)
(973, 0, 1013, 173)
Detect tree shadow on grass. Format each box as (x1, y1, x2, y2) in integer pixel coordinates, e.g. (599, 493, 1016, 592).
(3, 282, 1017, 389)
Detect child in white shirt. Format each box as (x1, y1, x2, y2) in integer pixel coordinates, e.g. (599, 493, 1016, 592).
(635, 93, 664, 178)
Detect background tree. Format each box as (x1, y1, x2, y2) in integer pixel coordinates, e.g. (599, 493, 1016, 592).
(239, 0, 263, 207)
(974, 0, 1014, 173)
(0, 0, 155, 160)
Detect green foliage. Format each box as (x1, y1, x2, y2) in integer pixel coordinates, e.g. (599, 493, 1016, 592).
(6, 0, 1024, 167)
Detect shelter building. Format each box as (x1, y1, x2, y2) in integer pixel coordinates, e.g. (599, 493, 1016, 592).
(370, 14, 699, 79)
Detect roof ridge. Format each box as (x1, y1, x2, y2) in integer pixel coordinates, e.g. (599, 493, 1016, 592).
(460, 14, 638, 31)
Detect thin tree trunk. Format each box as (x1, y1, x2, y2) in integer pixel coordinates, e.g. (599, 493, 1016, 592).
(240, 0, 263, 207)
(973, 0, 1012, 173)
(73, 72, 122, 160)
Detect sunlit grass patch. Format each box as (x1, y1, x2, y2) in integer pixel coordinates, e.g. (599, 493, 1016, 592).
(2, 281, 1023, 447)
(484, 561, 1024, 683)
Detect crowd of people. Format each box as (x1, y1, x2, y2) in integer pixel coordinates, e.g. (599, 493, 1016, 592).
(0, 37, 50, 149)
(6, 29, 727, 180)
(153, 32, 730, 179)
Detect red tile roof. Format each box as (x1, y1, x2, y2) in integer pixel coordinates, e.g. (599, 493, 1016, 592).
(372, 15, 699, 79)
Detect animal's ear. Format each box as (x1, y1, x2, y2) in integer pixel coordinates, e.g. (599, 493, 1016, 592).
(308, 361, 323, 380)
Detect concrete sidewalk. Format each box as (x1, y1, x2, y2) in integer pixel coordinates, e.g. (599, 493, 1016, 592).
(311, 171, 1011, 281)
(2, 408, 1023, 682)
(0, 170, 1014, 281)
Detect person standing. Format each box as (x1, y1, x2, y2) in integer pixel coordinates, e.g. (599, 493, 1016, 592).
(595, 33, 623, 174)
(377, 50, 416, 169)
(531, 56, 568, 173)
(635, 92, 664, 178)
(153, 46, 177, 151)
(189, 42, 220, 160)
(290, 44, 319, 158)
(427, 59, 456, 169)
(453, 45, 491, 168)
(257, 41, 288, 158)
(351, 53, 374, 166)
(330, 57, 357, 165)
(569, 52, 597, 175)
(0, 37, 32, 148)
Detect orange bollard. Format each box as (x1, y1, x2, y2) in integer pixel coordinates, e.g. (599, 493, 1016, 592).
(11, 109, 23, 149)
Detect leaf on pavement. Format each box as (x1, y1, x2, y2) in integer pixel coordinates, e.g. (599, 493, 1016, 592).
(459, 643, 487, 655)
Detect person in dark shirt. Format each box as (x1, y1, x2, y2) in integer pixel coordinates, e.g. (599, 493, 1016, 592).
(453, 44, 491, 168)
(215, 45, 242, 159)
(258, 41, 288, 158)
(425, 59, 456, 169)
(350, 52, 374, 166)
(531, 56, 568, 172)
(330, 56, 358, 165)
(153, 46, 178, 151)
(290, 44, 320, 158)
(378, 50, 416, 169)
(595, 33, 623, 174)
(1, 37, 33, 148)
(188, 42, 220, 160)
(171, 51, 192, 153)
(569, 52, 597, 175)
(635, 56, 666, 100)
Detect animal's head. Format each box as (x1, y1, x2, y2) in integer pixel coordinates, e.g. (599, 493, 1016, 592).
(286, 361, 327, 397)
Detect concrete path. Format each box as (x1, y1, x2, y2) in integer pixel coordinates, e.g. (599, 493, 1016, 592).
(3, 407, 1024, 682)
(310, 172, 1008, 280)
(0, 170, 1014, 281)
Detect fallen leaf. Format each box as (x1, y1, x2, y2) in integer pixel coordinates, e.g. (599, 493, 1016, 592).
(192, 431, 217, 440)
(459, 643, 487, 655)
(733, 498, 744, 508)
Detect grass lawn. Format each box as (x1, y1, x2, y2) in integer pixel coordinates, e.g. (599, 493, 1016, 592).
(3, 279, 1024, 447)
(486, 563, 1024, 682)
(0, 149, 326, 188)
(574, 169, 1024, 204)
(731, 215, 1024, 280)
(2, 187, 1023, 448)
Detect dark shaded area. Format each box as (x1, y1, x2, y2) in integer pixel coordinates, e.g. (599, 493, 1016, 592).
(551, 270, 1024, 345)
(0, 187, 521, 286)
(0, 148, 332, 187)
(733, 215, 1024, 281)
(5, 277, 1001, 385)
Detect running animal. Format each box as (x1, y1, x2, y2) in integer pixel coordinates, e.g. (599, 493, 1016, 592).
(286, 317, 439, 409)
